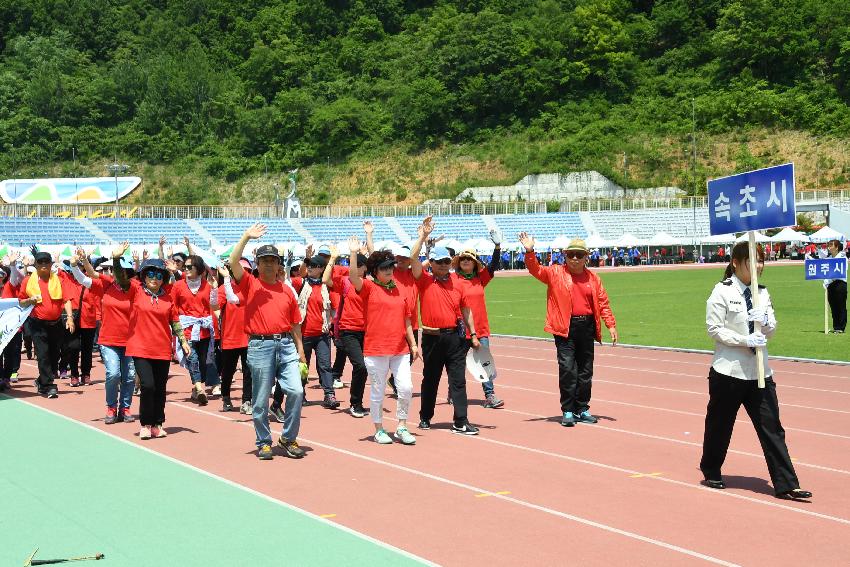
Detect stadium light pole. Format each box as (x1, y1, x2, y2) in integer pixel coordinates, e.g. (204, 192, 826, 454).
(691, 97, 699, 260)
(107, 155, 129, 207)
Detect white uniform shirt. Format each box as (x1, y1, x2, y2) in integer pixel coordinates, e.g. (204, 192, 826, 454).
(706, 275, 777, 380)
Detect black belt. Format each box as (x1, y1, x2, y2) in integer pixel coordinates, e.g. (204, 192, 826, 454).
(421, 327, 456, 335)
(249, 333, 291, 341)
(34, 318, 62, 326)
(570, 315, 592, 321)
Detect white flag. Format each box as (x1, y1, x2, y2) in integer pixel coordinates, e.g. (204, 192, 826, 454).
(0, 305, 32, 354)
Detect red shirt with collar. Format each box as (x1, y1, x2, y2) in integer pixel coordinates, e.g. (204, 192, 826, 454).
(454, 269, 493, 338)
(358, 279, 412, 356)
(393, 267, 419, 330)
(332, 273, 365, 331)
(233, 272, 301, 336)
(18, 275, 67, 321)
(415, 272, 466, 329)
(125, 280, 179, 360)
(171, 278, 213, 341)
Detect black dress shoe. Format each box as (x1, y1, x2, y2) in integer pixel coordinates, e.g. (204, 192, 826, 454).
(776, 489, 812, 500)
(702, 479, 726, 489)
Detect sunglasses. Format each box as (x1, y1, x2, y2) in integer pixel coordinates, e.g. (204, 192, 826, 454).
(184, 264, 194, 270)
(144, 270, 164, 280)
(433, 258, 452, 265)
(565, 252, 586, 260)
(36, 259, 52, 265)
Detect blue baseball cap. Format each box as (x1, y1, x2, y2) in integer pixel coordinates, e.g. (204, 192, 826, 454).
(429, 246, 452, 261)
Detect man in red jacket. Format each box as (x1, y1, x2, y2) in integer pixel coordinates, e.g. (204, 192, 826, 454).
(519, 234, 618, 427)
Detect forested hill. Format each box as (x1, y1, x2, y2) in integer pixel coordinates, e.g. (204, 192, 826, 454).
(2, 0, 850, 205)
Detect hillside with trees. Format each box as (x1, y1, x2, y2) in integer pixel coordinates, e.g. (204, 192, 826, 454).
(1, 0, 849, 205)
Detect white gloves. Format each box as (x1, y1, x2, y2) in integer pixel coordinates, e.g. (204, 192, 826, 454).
(489, 229, 503, 246)
(746, 332, 767, 348)
(746, 308, 770, 327)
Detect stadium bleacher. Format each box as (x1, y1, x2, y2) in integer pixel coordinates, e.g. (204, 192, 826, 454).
(587, 208, 709, 239)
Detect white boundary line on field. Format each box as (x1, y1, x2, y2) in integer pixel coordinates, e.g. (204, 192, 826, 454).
(492, 334, 850, 366)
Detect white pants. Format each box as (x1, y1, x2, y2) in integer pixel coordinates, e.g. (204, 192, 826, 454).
(364, 354, 412, 425)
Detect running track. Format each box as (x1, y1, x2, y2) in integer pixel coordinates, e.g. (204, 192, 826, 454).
(7, 336, 850, 566)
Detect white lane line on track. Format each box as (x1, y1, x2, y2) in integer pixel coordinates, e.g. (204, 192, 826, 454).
(1, 395, 437, 567)
(413, 368, 850, 473)
(166, 402, 741, 566)
(168, 399, 850, 531)
(497, 365, 850, 414)
(492, 340, 850, 375)
(497, 354, 850, 395)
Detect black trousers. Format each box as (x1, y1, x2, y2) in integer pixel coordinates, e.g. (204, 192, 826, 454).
(60, 322, 81, 377)
(700, 368, 800, 495)
(554, 317, 596, 414)
(331, 335, 347, 381)
(337, 330, 367, 407)
(420, 332, 469, 424)
(220, 347, 252, 402)
(135, 357, 170, 426)
(828, 280, 847, 332)
(1, 332, 22, 379)
(28, 318, 63, 389)
(79, 327, 96, 376)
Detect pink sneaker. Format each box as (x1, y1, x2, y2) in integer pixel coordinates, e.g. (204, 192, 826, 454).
(70, 376, 80, 387)
(139, 426, 152, 440)
(151, 425, 167, 438)
(81, 375, 91, 386)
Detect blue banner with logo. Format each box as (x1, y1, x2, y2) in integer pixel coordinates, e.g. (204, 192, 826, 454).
(805, 257, 847, 280)
(707, 163, 796, 235)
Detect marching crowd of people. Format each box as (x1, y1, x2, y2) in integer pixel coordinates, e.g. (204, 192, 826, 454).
(0, 216, 828, 500)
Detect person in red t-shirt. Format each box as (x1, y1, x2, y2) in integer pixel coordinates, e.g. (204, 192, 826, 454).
(112, 242, 190, 440)
(410, 217, 480, 435)
(171, 254, 219, 405)
(70, 250, 138, 424)
(324, 245, 370, 418)
(230, 224, 308, 461)
(348, 241, 419, 445)
(217, 262, 253, 413)
(18, 250, 74, 398)
(297, 253, 338, 409)
(520, 233, 617, 427)
(67, 250, 100, 386)
(451, 230, 504, 410)
(56, 266, 86, 385)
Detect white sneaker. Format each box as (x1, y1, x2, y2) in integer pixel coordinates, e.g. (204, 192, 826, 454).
(211, 385, 221, 396)
(333, 379, 344, 389)
(394, 427, 416, 445)
(139, 426, 152, 440)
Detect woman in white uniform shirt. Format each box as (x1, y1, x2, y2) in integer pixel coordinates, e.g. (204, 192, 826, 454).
(700, 241, 812, 500)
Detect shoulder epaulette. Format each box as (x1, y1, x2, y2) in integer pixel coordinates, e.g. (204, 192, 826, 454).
(758, 284, 767, 289)
(721, 279, 733, 286)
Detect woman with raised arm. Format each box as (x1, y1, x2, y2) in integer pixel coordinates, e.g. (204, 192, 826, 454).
(700, 241, 812, 500)
(451, 228, 504, 409)
(323, 244, 370, 418)
(348, 236, 419, 445)
(171, 253, 219, 405)
(112, 242, 190, 440)
(70, 248, 138, 424)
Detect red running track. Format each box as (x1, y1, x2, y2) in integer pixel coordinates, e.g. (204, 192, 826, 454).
(8, 336, 850, 566)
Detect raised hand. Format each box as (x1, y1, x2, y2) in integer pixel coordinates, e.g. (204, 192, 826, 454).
(363, 220, 374, 234)
(347, 235, 361, 254)
(112, 241, 130, 259)
(305, 244, 315, 258)
(518, 232, 535, 251)
(217, 266, 229, 278)
(418, 216, 434, 238)
(243, 223, 267, 241)
(132, 249, 140, 264)
(159, 235, 167, 246)
(142, 249, 149, 260)
(328, 244, 339, 259)
(207, 272, 219, 288)
(165, 258, 178, 272)
(489, 228, 503, 246)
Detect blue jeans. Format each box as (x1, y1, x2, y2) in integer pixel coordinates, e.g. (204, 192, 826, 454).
(478, 337, 495, 396)
(188, 338, 220, 386)
(100, 345, 136, 409)
(302, 334, 333, 395)
(247, 337, 303, 448)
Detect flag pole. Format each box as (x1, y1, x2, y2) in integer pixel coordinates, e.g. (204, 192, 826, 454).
(747, 230, 766, 389)
(825, 287, 829, 334)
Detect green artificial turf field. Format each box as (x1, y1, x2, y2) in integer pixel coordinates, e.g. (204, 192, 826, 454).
(486, 264, 848, 362)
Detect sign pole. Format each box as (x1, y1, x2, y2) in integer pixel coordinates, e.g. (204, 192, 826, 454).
(825, 287, 829, 334)
(747, 230, 766, 389)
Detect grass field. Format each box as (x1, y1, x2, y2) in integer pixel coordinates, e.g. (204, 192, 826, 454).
(486, 265, 848, 362)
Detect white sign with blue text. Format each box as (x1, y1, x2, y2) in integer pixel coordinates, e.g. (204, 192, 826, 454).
(805, 257, 847, 280)
(707, 163, 796, 235)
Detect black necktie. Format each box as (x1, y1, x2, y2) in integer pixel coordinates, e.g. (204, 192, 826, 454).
(743, 287, 755, 354)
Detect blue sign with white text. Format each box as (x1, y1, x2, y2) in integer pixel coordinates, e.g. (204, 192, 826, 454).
(805, 258, 847, 280)
(707, 163, 796, 235)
